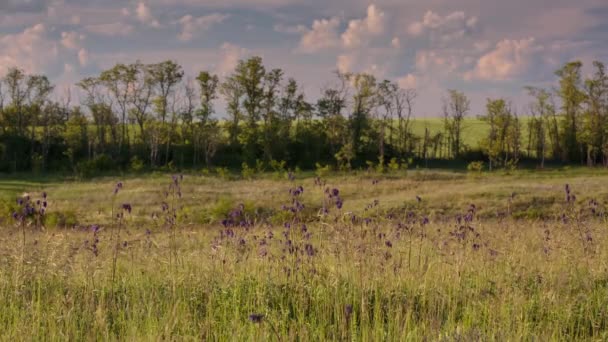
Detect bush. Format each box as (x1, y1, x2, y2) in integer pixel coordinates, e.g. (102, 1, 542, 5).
(130, 156, 145, 172)
(467, 161, 485, 174)
(75, 154, 115, 178)
(241, 162, 255, 180)
(45, 211, 78, 229)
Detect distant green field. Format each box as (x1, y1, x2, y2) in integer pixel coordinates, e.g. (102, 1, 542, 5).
(81, 117, 530, 151)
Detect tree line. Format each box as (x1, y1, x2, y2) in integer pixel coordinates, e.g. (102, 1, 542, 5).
(0, 57, 606, 174)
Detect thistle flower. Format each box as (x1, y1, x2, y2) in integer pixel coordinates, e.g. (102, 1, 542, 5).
(344, 305, 353, 320)
(305, 243, 315, 256)
(121, 203, 132, 213)
(249, 314, 264, 323)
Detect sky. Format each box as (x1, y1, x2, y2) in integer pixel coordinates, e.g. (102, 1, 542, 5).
(0, 0, 607, 116)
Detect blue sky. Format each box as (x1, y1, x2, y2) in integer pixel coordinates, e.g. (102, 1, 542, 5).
(0, 0, 607, 116)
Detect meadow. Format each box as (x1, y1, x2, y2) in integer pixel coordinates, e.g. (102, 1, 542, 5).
(1, 167, 608, 340)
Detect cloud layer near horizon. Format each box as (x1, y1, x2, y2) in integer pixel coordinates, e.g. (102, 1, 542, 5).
(0, 0, 606, 116)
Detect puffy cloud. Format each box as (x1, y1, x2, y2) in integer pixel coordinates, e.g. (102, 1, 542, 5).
(342, 4, 386, 48)
(466, 37, 543, 80)
(415, 50, 461, 74)
(61, 31, 86, 50)
(397, 74, 417, 89)
(136, 1, 160, 27)
(297, 17, 341, 53)
(178, 13, 229, 41)
(0, 23, 58, 75)
(391, 37, 401, 49)
(216, 43, 249, 75)
(407, 10, 477, 43)
(337, 54, 355, 73)
(78, 48, 89, 66)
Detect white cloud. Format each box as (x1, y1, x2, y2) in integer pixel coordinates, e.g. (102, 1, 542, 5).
(0, 23, 58, 75)
(78, 48, 89, 66)
(136, 1, 160, 27)
(407, 10, 477, 43)
(415, 50, 461, 74)
(467, 37, 543, 81)
(342, 4, 386, 48)
(337, 54, 355, 73)
(391, 37, 401, 49)
(297, 17, 341, 53)
(274, 23, 306, 34)
(216, 42, 249, 76)
(397, 74, 417, 89)
(178, 13, 228, 41)
(61, 31, 85, 50)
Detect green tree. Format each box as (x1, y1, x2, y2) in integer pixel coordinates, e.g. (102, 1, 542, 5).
(555, 61, 586, 163)
(443, 90, 470, 158)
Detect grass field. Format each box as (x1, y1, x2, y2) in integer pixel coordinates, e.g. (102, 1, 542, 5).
(1, 168, 607, 340)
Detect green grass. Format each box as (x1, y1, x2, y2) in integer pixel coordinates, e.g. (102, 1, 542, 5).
(1, 169, 607, 339)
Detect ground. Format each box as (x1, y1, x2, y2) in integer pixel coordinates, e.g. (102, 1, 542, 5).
(0, 168, 607, 339)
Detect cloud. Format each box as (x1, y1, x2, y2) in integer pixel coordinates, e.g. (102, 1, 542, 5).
(391, 37, 401, 49)
(466, 37, 543, 81)
(274, 23, 306, 34)
(0, 0, 47, 13)
(216, 42, 249, 75)
(407, 10, 477, 43)
(397, 74, 417, 89)
(0, 23, 59, 75)
(78, 48, 89, 66)
(177, 13, 229, 41)
(337, 54, 355, 73)
(85, 22, 135, 36)
(61, 31, 86, 50)
(136, 1, 160, 27)
(297, 17, 341, 53)
(415, 50, 462, 74)
(342, 4, 386, 48)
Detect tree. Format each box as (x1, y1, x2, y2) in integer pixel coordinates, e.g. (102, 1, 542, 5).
(349, 73, 377, 163)
(443, 90, 470, 158)
(481, 98, 521, 170)
(555, 61, 586, 163)
(317, 72, 349, 158)
(129, 63, 155, 144)
(582, 61, 608, 166)
(261, 68, 283, 161)
(99, 63, 138, 152)
(234, 56, 266, 163)
(148, 60, 184, 164)
(220, 75, 244, 148)
(195, 71, 220, 166)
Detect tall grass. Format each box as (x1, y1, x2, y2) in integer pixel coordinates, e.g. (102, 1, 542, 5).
(0, 172, 607, 340)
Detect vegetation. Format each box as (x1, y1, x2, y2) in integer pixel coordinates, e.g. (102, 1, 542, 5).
(1, 169, 608, 339)
(0, 58, 607, 175)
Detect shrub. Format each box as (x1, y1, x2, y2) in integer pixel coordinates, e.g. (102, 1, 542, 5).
(75, 154, 115, 177)
(241, 162, 255, 180)
(467, 161, 485, 174)
(130, 156, 145, 172)
(45, 211, 78, 229)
